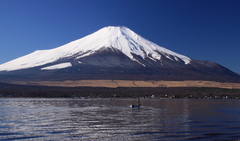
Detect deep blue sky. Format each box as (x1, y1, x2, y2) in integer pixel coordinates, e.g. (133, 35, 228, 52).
(1, 0, 240, 73)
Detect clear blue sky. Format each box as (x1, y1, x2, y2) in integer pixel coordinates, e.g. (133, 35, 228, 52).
(1, 0, 240, 73)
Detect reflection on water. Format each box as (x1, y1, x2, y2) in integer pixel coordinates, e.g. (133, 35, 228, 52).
(1, 98, 240, 140)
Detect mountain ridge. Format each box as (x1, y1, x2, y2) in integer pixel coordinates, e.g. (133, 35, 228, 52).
(0, 26, 191, 71)
(0, 26, 239, 82)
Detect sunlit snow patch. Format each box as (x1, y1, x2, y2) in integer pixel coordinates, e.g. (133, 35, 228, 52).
(41, 62, 72, 70)
(151, 53, 161, 60)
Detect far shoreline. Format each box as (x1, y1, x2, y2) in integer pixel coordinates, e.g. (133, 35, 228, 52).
(1, 81, 240, 99)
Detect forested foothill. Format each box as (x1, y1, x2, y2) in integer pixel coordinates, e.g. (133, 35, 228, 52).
(0, 82, 240, 99)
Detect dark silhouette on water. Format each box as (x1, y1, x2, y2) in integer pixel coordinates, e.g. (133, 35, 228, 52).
(130, 97, 141, 108)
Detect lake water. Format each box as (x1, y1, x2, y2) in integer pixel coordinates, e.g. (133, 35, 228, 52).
(1, 98, 240, 140)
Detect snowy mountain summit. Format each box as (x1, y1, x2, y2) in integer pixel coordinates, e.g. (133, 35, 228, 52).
(0, 26, 239, 82)
(0, 26, 190, 71)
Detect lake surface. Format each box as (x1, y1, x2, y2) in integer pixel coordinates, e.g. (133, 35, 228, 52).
(1, 98, 240, 140)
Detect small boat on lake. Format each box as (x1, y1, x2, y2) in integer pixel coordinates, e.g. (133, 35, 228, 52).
(130, 104, 141, 108)
(130, 97, 141, 108)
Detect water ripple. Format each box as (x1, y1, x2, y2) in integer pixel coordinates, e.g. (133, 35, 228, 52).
(1, 98, 240, 140)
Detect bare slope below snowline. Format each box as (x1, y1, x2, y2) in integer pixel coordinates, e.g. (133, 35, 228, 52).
(8, 80, 240, 89)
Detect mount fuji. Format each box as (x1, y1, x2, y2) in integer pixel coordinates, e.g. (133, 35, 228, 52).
(0, 26, 239, 82)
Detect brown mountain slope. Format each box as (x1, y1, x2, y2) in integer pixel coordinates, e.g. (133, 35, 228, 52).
(7, 80, 240, 89)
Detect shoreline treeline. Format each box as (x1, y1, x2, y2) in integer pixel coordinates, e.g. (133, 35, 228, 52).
(0, 82, 240, 99)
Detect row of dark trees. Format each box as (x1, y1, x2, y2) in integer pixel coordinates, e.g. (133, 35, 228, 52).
(0, 82, 240, 99)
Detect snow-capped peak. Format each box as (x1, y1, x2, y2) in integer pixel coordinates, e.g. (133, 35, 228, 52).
(0, 26, 191, 71)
